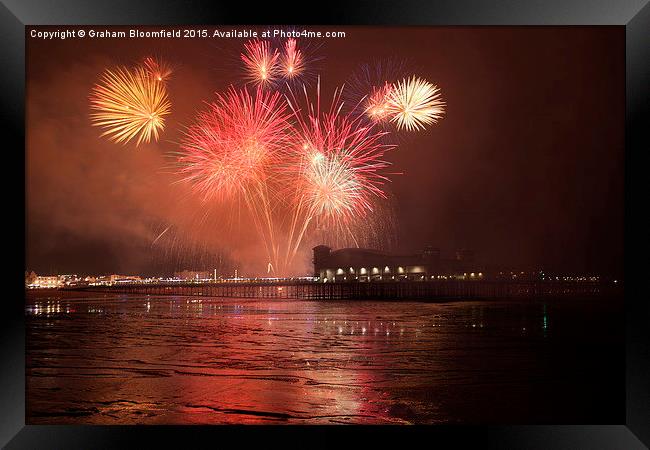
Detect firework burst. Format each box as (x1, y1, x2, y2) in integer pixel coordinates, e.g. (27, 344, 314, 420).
(386, 76, 445, 131)
(364, 82, 394, 124)
(344, 60, 407, 124)
(280, 38, 305, 79)
(90, 65, 172, 146)
(143, 56, 173, 83)
(178, 86, 293, 201)
(293, 114, 391, 223)
(281, 83, 394, 261)
(241, 40, 280, 87)
(177, 86, 295, 273)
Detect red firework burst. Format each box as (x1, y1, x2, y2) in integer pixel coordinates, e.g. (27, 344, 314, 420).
(178, 86, 294, 201)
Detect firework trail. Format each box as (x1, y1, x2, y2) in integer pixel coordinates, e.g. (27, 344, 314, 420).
(177, 86, 295, 273)
(386, 76, 445, 131)
(151, 225, 171, 246)
(280, 81, 395, 268)
(90, 64, 172, 146)
(241, 40, 280, 87)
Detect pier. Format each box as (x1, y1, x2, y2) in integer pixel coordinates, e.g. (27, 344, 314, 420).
(67, 279, 615, 300)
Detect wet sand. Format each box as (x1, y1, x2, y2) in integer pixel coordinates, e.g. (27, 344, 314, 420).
(26, 292, 624, 424)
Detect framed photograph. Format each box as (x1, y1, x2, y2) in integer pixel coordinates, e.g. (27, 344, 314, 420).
(3, 0, 648, 447)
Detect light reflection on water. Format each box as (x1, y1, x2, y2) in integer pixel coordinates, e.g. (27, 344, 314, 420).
(26, 293, 622, 424)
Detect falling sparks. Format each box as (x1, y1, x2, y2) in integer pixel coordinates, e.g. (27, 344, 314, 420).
(386, 76, 445, 131)
(89, 64, 171, 146)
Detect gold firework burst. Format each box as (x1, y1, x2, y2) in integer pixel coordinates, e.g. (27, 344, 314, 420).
(90, 65, 171, 146)
(386, 76, 445, 131)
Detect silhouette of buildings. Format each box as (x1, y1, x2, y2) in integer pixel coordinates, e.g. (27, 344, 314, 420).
(313, 245, 483, 282)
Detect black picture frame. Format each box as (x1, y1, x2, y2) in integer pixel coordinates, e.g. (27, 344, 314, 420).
(3, 0, 648, 447)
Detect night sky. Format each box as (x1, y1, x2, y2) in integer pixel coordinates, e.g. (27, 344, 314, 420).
(26, 26, 624, 277)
